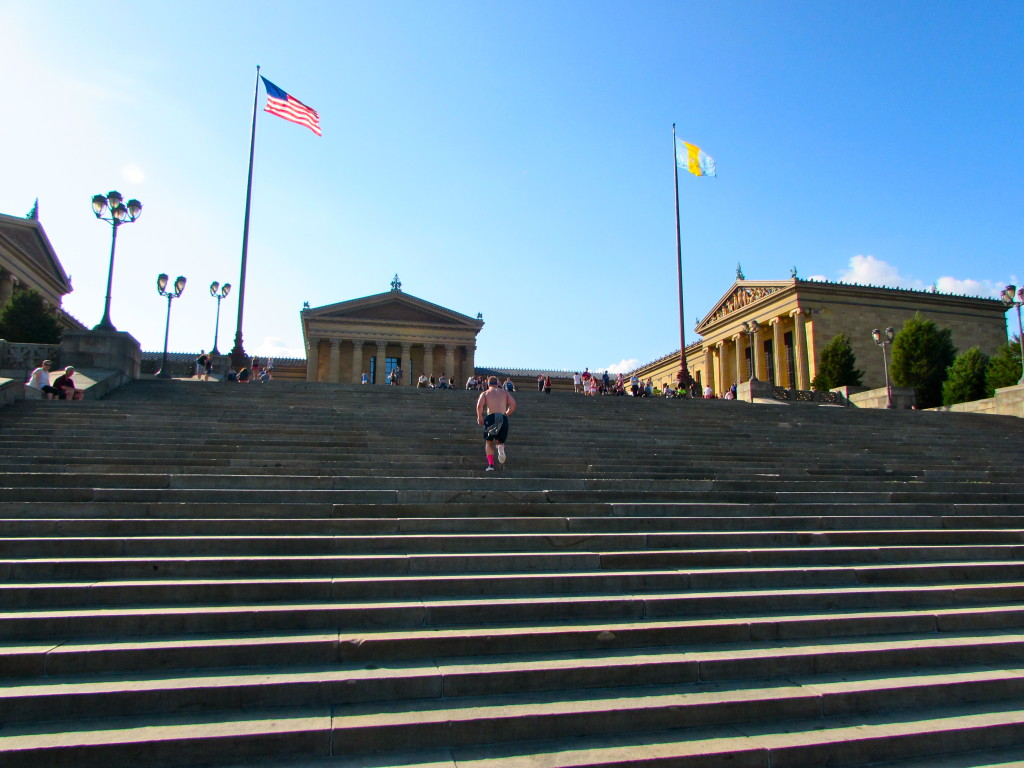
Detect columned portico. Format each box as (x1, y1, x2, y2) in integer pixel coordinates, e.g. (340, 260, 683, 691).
(300, 284, 484, 385)
(632, 276, 1009, 398)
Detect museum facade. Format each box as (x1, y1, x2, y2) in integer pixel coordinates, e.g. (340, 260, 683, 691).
(633, 277, 1009, 395)
(300, 281, 484, 385)
(0, 207, 81, 330)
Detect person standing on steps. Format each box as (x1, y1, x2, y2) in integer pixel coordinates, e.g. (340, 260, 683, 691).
(476, 375, 516, 472)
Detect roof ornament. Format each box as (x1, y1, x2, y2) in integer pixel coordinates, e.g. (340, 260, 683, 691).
(477, 312, 483, 321)
(26, 198, 38, 220)
(790, 265, 798, 279)
(302, 301, 310, 309)
(391, 274, 402, 292)
(736, 262, 745, 281)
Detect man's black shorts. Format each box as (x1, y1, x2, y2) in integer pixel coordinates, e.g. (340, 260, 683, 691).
(483, 413, 509, 442)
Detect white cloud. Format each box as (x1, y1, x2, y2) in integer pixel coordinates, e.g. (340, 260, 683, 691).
(252, 336, 306, 360)
(836, 255, 1004, 299)
(934, 276, 1004, 299)
(600, 358, 640, 374)
(839, 254, 917, 289)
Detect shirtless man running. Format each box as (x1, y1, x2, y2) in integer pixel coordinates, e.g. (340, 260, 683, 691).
(476, 375, 517, 471)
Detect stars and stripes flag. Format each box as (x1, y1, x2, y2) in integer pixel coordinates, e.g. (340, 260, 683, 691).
(260, 76, 321, 136)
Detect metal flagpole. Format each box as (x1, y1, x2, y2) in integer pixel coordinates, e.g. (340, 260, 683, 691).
(230, 65, 261, 370)
(672, 123, 691, 389)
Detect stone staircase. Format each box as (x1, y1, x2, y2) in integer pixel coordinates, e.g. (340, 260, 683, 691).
(2, 380, 1024, 767)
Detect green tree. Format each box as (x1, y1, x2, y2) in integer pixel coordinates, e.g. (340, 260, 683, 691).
(811, 332, 863, 391)
(942, 347, 990, 406)
(889, 312, 956, 409)
(986, 340, 1022, 393)
(0, 290, 63, 344)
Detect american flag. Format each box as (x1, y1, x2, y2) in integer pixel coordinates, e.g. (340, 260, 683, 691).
(260, 77, 321, 136)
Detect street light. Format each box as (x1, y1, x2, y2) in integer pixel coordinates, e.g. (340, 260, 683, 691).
(871, 327, 895, 409)
(1000, 285, 1024, 386)
(155, 274, 187, 379)
(209, 281, 232, 356)
(91, 190, 142, 332)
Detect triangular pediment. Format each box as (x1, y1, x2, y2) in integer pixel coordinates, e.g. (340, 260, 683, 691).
(0, 214, 72, 292)
(304, 291, 482, 329)
(695, 280, 793, 334)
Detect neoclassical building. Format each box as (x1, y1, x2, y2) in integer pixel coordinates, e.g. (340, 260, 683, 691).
(300, 280, 484, 385)
(634, 277, 1008, 394)
(0, 206, 81, 329)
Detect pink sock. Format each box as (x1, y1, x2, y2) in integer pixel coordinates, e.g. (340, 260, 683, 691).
(487, 455, 495, 466)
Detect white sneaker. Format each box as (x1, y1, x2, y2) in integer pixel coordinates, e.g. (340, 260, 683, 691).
(485, 465, 495, 472)
(497, 445, 506, 464)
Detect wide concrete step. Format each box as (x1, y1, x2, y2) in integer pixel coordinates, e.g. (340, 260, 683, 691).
(4, 671, 1024, 767)
(7, 606, 1020, 679)
(3, 512, 1024, 534)
(8, 561, 1024, 607)
(10, 630, 1024, 711)
(4, 582, 1024, 641)
(3, 527, 1022, 557)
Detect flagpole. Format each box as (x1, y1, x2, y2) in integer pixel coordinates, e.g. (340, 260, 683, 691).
(230, 65, 260, 370)
(672, 123, 690, 390)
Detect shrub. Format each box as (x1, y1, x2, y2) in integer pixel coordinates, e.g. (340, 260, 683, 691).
(942, 347, 990, 406)
(811, 332, 863, 391)
(889, 313, 956, 409)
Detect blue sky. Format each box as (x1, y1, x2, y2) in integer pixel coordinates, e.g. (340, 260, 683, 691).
(2, 1, 1021, 372)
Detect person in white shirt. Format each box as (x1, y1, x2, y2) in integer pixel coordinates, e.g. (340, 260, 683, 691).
(26, 360, 58, 399)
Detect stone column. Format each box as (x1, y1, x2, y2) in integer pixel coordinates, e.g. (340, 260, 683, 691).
(770, 318, 785, 387)
(703, 346, 714, 392)
(328, 339, 341, 383)
(351, 339, 364, 383)
(401, 342, 412, 386)
(792, 309, 810, 390)
(422, 344, 435, 378)
(445, 344, 456, 383)
(733, 334, 744, 384)
(305, 337, 320, 382)
(465, 344, 476, 383)
(750, 325, 762, 380)
(716, 341, 726, 396)
(375, 342, 388, 385)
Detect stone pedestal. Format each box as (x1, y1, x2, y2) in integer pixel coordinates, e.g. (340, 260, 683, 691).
(60, 329, 141, 380)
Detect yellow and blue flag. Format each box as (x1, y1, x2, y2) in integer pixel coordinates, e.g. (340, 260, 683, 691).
(676, 138, 716, 177)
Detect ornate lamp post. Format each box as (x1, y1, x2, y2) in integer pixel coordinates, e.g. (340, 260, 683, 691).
(209, 281, 232, 356)
(871, 327, 895, 409)
(155, 274, 187, 379)
(1000, 285, 1024, 385)
(91, 191, 142, 332)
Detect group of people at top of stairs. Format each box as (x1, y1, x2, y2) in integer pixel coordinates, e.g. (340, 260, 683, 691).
(224, 355, 273, 383)
(24, 359, 85, 400)
(566, 367, 738, 399)
(415, 372, 455, 388)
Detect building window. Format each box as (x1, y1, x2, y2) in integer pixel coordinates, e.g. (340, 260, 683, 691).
(763, 339, 775, 385)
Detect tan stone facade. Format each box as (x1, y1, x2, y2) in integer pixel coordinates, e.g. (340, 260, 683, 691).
(300, 287, 483, 385)
(0, 210, 80, 329)
(634, 278, 1008, 395)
